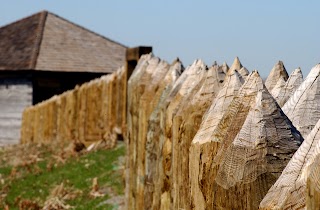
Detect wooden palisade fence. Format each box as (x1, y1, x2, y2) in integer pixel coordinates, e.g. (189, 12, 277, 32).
(20, 49, 320, 209)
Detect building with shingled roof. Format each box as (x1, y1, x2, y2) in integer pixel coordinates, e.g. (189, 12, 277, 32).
(0, 10, 128, 145)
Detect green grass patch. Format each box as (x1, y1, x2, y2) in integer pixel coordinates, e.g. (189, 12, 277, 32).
(0, 143, 125, 209)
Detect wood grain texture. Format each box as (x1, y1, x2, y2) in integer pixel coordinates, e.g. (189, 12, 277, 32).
(260, 118, 320, 210)
(282, 64, 320, 138)
(171, 64, 225, 210)
(265, 61, 289, 92)
(271, 68, 303, 107)
(189, 71, 301, 210)
(154, 59, 208, 210)
(126, 53, 157, 210)
(21, 66, 125, 146)
(136, 59, 170, 209)
(189, 68, 243, 209)
(144, 59, 184, 210)
(306, 154, 320, 210)
(192, 68, 244, 144)
(212, 88, 302, 210)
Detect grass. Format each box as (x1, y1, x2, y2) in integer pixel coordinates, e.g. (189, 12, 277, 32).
(0, 141, 125, 209)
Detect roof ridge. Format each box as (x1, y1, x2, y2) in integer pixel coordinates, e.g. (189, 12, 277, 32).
(29, 11, 48, 69)
(0, 10, 47, 30)
(46, 11, 127, 48)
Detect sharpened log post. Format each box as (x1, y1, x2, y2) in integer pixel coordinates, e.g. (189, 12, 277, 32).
(126, 46, 152, 80)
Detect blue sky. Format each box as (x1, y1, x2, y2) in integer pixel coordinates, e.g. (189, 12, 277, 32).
(1, 0, 319, 78)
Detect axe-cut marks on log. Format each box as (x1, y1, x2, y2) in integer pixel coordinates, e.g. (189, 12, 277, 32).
(144, 59, 184, 210)
(189, 71, 299, 210)
(271, 67, 303, 107)
(282, 64, 320, 138)
(260, 118, 320, 210)
(171, 64, 225, 210)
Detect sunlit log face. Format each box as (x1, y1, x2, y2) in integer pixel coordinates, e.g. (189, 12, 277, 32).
(190, 71, 302, 210)
(271, 67, 303, 107)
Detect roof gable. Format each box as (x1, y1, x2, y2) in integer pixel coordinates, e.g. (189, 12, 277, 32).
(0, 11, 46, 70)
(0, 11, 127, 73)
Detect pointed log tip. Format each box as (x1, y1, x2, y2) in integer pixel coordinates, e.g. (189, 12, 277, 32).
(212, 61, 218, 66)
(252, 69, 260, 76)
(171, 57, 181, 65)
(233, 56, 242, 67)
(293, 67, 302, 74)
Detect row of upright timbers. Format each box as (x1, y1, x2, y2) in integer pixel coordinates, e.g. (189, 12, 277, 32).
(125, 53, 320, 210)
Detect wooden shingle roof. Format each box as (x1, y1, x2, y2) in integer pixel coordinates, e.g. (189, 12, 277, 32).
(0, 11, 127, 73)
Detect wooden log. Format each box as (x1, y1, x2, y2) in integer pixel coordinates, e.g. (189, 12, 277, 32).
(192, 69, 244, 145)
(144, 59, 184, 210)
(270, 77, 286, 103)
(228, 57, 243, 73)
(239, 67, 249, 79)
(190, 71, 267, 209)
(125, 53, 158, 210)
(271, 67, 303, 107)
(100, 74, 115, 143)
(220, 61, 229, 74)
(76, 83, 87, 143)
(265, 61, 289, 92)
(259, 118, 320, 210)
(43, 96, 58, 143)
(115, 66, 127, 135)
(84, 79, 102, 143)
(20, 106, 35, 144)
(153, 60, 207, 210)
(57, 90, 77, 143)
(33, 102, 46, 143)
(110, 72, 118, 135)
(20, 67, 124, 146)
(282, 64, 320, 138)
(306, 155, 320, 209)
(102, 73, 118, 144)
(213, 88, 302, 210)
(136, 59, 170, 209)
(171, 63, 225, 210)
(56, 93, 65, 142)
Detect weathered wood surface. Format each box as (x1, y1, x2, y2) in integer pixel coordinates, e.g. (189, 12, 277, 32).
(213, 88, 302, 210)
(136, 59, 171, 209)
(189, 71, 302, 210)
(21, 66, 126, 147)
(306, 152, 320, 210)
(171, 63, 225, 210)
(271, 67, 303, 107)
(188, 68, 245, 210)
(126, 53, 159, 210)
(0, 80, 32, 145)
(282, 64, 320, 138)
(259, 118, 320, 210)
(192, 69, 244, 145)
(144, 59, 184, 210)
(270, 77, 286, 103)
(154, 60, 208, 210)
(116, 66, 127, 135)
(265, 61, 289, 92)
(57, 90, 77, 143)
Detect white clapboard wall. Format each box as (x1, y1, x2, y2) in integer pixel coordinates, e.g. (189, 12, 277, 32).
(0, 79, 32, 145)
